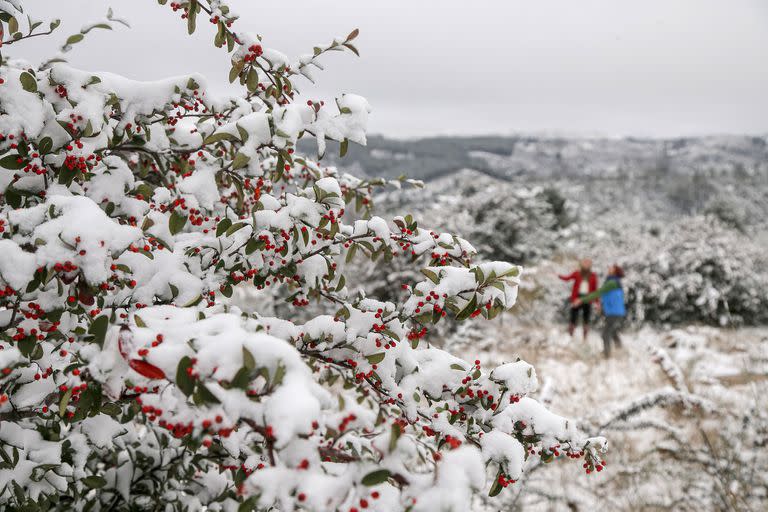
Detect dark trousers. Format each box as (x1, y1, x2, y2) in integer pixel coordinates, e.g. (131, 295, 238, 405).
(602, 316, 624, 356)
(569, 301, 591, 326)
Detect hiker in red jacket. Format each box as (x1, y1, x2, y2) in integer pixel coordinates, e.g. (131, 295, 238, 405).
(558, 258, 598, 340)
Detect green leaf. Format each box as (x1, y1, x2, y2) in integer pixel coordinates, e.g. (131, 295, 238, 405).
(134, 315, 147, 328)
(169, 210, 187, 235)
(19, 72, 37, 93)
(183, 294, 203, 307)
(216, 218, 232, 237)
(456, 294, 478, 321)
(450, 363, 466, 371)
(101, 403, 122, 416)
(58, 164, 78, 185)
(502, 266, 520, 278)
(488, 468, 504, 497)
(272, 364, 286, 386)
(389, 423, 401, 452)
(38, 136, 53, 154)
(88, 315, 109, 347)
(246, 68, 259, 92)
(245, 237, 261, 255)
(59, 388, 74, 417)
(229, 60, 244, 83)
(66, 33, 85, 45)
(339, 138, 349, 157)
(17, 336, 35, 357)
(82, 475, 107, 489)
(83, 23, 112, 33)
(175, 356, 194, 396)
(230, 367, 250, 389)
(233, 176, 245, 210)
(0, 154, 24, 170)
(366, 353, 385, 364)
(203, 132, 238, 145)
(187, 0, 198, 34)
(243, 347, 256, 370)
(345, 243, 357, 263)
(238, 496, 258, 512)
(195, 383, 220, 404)
(361, 469, 391, 486)
(232, 152, 250, 170)
(236, 124, 249, 143)
(225, 222, 246, 236)
(420, 269, 439, 284)
(472, 267, 485, 284)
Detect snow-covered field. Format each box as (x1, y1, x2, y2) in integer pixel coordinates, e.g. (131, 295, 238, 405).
(448, 321, 768, 510)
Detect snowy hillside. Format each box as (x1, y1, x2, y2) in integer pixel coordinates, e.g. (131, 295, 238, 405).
(460, 323, 768, 511)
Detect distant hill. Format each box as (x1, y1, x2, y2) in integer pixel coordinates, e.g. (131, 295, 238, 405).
(301, 134, 768, 183)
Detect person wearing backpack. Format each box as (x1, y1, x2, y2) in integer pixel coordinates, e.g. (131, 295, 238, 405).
(577, 264, 626, 357)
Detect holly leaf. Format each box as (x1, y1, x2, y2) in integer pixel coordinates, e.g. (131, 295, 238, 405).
(66, 33, 85, 45)
(0, 154, 24, 169)
(216, 218, 232, 236)
(389, 423, 401, 452)
(232, 152, 250, 170)
(101, 403, 122, 416)
(488, 468, 504, 497)
(38, 137, 53, 154)
(176, 356, 194, 396)
(88, 315, 109, 347)
(194, 383, 220, 404)
(59, 388, 74, 417)
(243, 347, 256, 370)
(169, 211, 187, 235)
(82, 475, 107, 489)
(19, 72, 37, 93)
(361, 469, 391, 486)
(366, 353, 385, 364)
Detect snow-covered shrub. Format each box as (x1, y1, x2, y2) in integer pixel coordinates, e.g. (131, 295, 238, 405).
(703, 195, 748, 231)
(623, 218, 768, 326)
(467, 186, 572, 264)
(0, 2, 606, 510)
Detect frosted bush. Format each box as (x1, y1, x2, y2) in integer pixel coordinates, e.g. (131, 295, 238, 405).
(623, 218, 768, 326)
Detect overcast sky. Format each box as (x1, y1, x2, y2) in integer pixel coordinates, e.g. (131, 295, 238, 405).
(15, 0, 768, 138)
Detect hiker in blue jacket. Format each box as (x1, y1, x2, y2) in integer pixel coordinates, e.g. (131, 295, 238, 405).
(575, 264, 626, 357)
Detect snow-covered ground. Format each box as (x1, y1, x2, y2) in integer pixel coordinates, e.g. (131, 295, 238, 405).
(448, 321, 768, 510)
